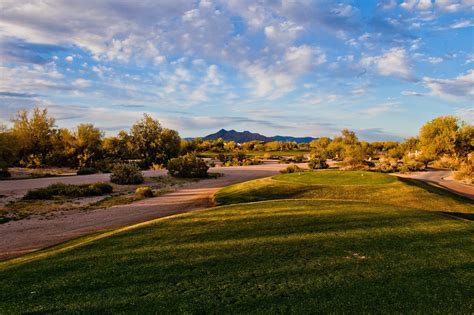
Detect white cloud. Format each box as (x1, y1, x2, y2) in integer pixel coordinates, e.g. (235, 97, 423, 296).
(417, 0, 433, 10)
(435, 0, 473, 12)
(422, 69, 474, 99)
(400, 0, 418, 10)
(450, 19, 474, 29)
(65, 56, 74, 63)
(401, 90, 425, 96)
(455, 107, 474, 123)
(284, 45, 326, 73)
(427, 56, 443, 64)
(361, 47, 412, 80)
(72, 78, 91, 88)
(359, 102, 401, 117)
(264, 21, 304, 45)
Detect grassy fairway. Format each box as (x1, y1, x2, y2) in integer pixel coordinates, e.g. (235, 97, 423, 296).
(274, 170, 397, 185)
(0, 171, 472, 313)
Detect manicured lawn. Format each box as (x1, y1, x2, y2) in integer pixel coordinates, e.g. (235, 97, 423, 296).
(215, 171, 473, 213)
(0, 171, 472, 313)
(274, 170, 397, 185)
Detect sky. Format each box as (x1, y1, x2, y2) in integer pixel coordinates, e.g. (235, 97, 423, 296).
(0, 0, 473, 141)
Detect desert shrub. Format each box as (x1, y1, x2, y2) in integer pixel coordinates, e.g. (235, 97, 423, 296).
(23, 182, 113, 200)
(135, 186, 154, 197)
(167, 154, 209, 178)
(453, 162, 473, 184)
(90, 182, 113, 194)
(399, 157, 426, 172)
(373, 159, 398, 173)
(110, 163, 144, 185)
(280, 164, 302, 174)
(77, 167, 98, 175)
(308, 157, 328, 170)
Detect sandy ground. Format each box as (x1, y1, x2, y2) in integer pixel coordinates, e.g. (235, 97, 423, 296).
(1, 166, 472, 261)
(395, 168, 474, 200)
(0, 163, 303, 261)
(0, 169, 168, 199)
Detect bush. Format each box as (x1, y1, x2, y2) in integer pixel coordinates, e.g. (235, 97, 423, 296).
(399, 157, 426, 172)
(77, 167, 98, 175)
(280, 164, 302, 174)
(90, 182, 114, 194)
(135, 186, 154, 197)
(24, 182, 113, 200)
(308, 158, 329, 170)
(454, 162, 473, 184)
(373, 160, 398, 173)
(167, 154, 209, 178)
(110, 163, 144, 185)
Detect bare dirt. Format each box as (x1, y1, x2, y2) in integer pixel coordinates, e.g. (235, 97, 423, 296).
(0, 163, 303, 261)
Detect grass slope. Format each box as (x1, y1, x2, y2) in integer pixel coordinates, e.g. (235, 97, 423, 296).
(0, 171, 473, 313)
(215, 170, 474, 214)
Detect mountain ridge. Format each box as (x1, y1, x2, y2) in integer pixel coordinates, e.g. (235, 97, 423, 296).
(187, 129, 317, 143)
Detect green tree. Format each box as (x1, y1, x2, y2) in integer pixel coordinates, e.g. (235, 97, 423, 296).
(73, 124, 103, 167)
(455, 124, 474, 162)
(11, 107, 56, 167)
(131, 114, 163, 167)
(310, 137, 331, 150)
(130, 114, 181, 167)
(0, 124, 17, 168)
(419, 116, 459, 157)
(159, 128, 181, 164)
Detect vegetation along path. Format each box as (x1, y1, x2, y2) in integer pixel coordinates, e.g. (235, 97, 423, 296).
(0, 164, 303, 261)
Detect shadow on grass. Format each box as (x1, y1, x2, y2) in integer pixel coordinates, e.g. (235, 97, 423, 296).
(396, 177, 473, 204)
(441, 212, 474, 221)
(1, 207, 471, 314)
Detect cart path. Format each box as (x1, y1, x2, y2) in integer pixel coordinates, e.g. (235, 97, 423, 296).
(395, 168, 474, 200)
(0, 164, 302, 261)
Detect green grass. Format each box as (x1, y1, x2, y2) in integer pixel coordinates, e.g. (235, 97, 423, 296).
(0, 171, 472, 313)
(274, 170, 397, 185)
(215, 171, 473, 214)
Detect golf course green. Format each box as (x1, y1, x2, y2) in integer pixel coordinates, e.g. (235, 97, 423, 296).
(0, 171, 472, 313)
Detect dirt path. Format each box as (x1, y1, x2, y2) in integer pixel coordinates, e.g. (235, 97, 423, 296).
(0, 170, 167, 198)
(395, 168, 474, 200)
(0, 164, 301, 261)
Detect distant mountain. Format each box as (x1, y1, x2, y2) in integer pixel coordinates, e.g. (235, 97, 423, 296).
(196, 129, 316, 143)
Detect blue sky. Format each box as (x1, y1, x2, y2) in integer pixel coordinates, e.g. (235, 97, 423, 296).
(0, 0, 472, 141)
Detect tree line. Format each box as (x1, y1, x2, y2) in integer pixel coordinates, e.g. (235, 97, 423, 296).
(0, 108, 472, 181)
(0, 108, 180, 171)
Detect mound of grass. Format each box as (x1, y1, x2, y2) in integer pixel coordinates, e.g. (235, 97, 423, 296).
(23, 183, 113, 200)
(0, 199, 473, 313)
(215, 171, 473, 214)
(274, 170, 397, 185)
